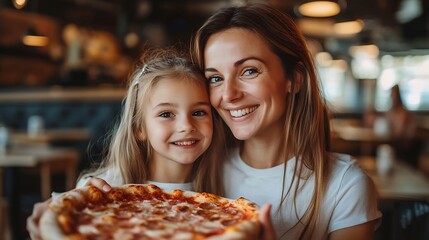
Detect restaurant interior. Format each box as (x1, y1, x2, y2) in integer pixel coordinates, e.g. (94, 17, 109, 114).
(0, 0, 428, 239)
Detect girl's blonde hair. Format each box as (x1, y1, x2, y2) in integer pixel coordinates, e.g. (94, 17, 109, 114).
(80, 47, 226, 195)
(192, 3, 332, 239)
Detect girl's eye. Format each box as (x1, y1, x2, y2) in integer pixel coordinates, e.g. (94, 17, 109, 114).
(159, 112, 174, 118)
(243, 68, 259, 77)
(193, 110, 207, 117)
(207, 75, 223, 84)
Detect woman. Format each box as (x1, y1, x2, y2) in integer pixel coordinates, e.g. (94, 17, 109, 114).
(191, 3, 381, 240)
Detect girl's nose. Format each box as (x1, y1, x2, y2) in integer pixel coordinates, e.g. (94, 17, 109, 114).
(177, 116, 196, 133)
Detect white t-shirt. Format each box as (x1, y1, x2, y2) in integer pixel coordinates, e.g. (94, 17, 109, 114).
(223, 148, 382, 240)
(75, 169, 193, 191)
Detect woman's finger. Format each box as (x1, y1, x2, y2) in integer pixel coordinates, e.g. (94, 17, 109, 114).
(85, 177, 112, 192)
(259, 204, 277, 240)
(26, 199, 51, 240)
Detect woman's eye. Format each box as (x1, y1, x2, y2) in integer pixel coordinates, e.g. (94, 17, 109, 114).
(243, 68, 259, 76)
(193, 110, 207, 117)
(207, 75, 222, 84)
(159, 112, 174, 118)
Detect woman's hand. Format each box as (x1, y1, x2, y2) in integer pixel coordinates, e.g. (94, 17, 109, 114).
(84, 177, 112, 192)
(26, 199, 51, 240)
(26, 177, 111, 239)
(259, 204, 277, 240)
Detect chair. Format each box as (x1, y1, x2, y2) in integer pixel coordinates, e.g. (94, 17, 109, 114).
(0, 168, 11, 239)
(394, 200, 429, 240)
(377, 200, 429, 240)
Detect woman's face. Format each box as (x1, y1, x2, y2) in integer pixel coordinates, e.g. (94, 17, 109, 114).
(204, 28, 289, 140)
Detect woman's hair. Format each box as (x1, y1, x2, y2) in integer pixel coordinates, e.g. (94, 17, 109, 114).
(192, 3, 332, 239)
(80, 47, 226, 195)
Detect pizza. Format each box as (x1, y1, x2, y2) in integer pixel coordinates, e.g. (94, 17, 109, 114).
(39, 184, 261, 239)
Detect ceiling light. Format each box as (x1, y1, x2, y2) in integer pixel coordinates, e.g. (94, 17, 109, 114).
(298, 1, 341, 17)
(124, 32, 139, 48)
(22, 35, 49, 47)
(349, 44, 380, 59)
(13, 0, 27, 9)
(22, 27, 49, 47)
(297, 18, 335, 37)
(334, 19, 364, 36)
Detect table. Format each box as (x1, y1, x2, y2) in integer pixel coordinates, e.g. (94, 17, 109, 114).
(357, 156, 429, 240)
(0, 146, 79, 198)
(331, 119, 393, 155)
(358, 156, 429, 201)
(10, 128, 91, 145)
(1, 145, 80, 240)
(3, 128, 91, 199)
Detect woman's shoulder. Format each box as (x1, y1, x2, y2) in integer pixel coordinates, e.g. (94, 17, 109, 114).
(329, 153, 367, 181)
(326, 153, 376, 203)
(331, 153, 355, 167)
(327, 154, 382, 233)
(327, 153, 378, 202)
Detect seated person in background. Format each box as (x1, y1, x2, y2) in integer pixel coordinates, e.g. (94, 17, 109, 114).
(386, 84, 416, 139)
(385, 84, 419, 167)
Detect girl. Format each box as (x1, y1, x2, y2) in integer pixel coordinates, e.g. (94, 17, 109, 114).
(192, 3, 381, 240)
(27, 47, 227, 240)
(74, 47, 226, 193)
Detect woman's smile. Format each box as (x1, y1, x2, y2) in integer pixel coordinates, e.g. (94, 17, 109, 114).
(228, 106, 258, 118)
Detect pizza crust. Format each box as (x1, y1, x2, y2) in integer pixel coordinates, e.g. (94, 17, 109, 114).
(39, 184, 261, 240)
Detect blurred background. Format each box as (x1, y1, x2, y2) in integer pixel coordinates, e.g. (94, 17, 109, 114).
(1, 0, 429, 107)
(0, 0, 428, 239)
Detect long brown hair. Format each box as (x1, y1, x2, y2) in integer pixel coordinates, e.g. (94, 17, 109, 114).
(79, 47, 226, 195)
(191, 4, 332, 239)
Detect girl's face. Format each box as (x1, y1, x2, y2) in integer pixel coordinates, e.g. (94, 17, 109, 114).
(204, 28, 289, 141)
(142, 77, 213, 167)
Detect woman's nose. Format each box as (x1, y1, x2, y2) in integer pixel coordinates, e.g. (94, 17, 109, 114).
(222, 79, 243, 102)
